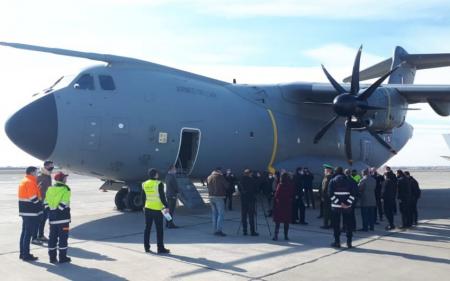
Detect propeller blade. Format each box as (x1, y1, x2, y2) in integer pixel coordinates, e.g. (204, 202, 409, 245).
(357, 116, 397, 154)
(344, 117, 353, 166)
(313, 115, 340, 144)
(357, 62, 405, 100)
(303, 102, 333, 106)
(349, 45, 363, 96)
(321, 64, 347, 95)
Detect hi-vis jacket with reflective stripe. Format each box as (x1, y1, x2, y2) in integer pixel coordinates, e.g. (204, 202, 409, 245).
(327, 174, 357, 214)
(44, 181, 71, 224)
(18, 175, 43, 216)
(143, 180, 164, 210)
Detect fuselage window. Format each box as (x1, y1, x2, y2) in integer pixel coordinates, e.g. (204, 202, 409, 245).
(99, 75, 116, 91)
(74, 74, 95, 90)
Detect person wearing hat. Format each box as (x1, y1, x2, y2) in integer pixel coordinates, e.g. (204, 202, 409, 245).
(44, 172, 72, 263)
(320, 164, 334, 229)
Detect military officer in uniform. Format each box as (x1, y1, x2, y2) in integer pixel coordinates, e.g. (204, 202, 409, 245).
(320, 164, 334, 229)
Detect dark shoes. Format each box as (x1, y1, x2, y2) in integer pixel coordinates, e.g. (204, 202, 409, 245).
(22, 255, 38, 262)
(50, 258, 58, 263)
(158, 248, 170, 254)
(347, 241, 353, 248)
(145, 248, 151, 253)
(385, 225, 396, 230)
(320, 225, 330, 229)
(317, 215, 323, 219)
(369, 228, 374, 231)
(398, 225, 408, 230)
(168, 225, 180, 229)
(284, 236, 289, 241)
(331, 242, 341, 248)
(272, 235, 278, 241)
(374, 221, 380, 225)
(291, 221, 300, 224)
(243, 231, 248, 236)
(228, 208, 233, 211)
(251, 232, 259, 236)
(214, 231, 227, 237)
(299, 221, 308, 225)
(59, 257, 72, 264)
(358, 228, 368, 232)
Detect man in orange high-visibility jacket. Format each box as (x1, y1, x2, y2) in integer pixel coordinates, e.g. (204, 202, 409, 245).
(18, 166, 43, 261)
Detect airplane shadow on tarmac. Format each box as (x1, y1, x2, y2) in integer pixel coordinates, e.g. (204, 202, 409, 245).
(30, 261, 127, 281)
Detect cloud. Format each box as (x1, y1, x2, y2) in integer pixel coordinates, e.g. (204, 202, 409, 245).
(194, 0, 450, 20)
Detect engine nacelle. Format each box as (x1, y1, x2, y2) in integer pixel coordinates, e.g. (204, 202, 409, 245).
(359, 88, 408, 133)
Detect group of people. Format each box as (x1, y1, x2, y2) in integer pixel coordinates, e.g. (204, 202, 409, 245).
(19, 162, 422, 261)
(18, 161, 72, 263)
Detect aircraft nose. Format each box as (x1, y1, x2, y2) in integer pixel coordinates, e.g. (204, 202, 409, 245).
(5, 93, 58, 160)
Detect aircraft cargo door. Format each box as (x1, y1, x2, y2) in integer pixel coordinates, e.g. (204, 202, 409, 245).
(175, 128, 201, 176)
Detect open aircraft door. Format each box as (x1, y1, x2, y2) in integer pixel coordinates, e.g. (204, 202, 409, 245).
(174, 128, 205, 210)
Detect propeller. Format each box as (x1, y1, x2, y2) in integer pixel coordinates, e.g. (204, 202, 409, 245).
(309, 45, 401, 165)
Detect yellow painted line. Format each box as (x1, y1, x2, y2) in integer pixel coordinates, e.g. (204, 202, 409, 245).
(267, 109, 278, 174)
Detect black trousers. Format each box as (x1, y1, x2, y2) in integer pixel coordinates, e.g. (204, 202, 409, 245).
(292, 197, 306, 223)
(323, 200, 331, 226)
(241, 201, 256, 233)
(383, 200, 395, 226)
(166, 198, 177, 227)
(374, 198, 383, 221)
(411, 199, 418, 223)
(144, 208, 164, 250)
(274, 222, 289, 236)
(332, 212, 353, 240)
(400, 201, 412, 227)
(48, 223, 69, 260)
(224, 191, 234, 210)
(304, 187, 315, 208)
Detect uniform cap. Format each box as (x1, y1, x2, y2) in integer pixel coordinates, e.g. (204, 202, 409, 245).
(323, 164, 333, 169)
(54, 172, 69, 181)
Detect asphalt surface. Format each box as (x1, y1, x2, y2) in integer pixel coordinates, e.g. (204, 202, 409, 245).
(0, 170, 449, 280)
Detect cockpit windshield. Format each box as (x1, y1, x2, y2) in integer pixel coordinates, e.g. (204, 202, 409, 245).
(44, 75, 76, 93)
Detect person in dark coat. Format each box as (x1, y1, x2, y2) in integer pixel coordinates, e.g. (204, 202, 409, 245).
(405, 171, 421, 225)
(320, 164, 334, 229)
(370, 167, 384, 224)
(239, 169, 258, 236)
(302, 167, 315, 208)
(223, 168, 237, 211)
(381, 172, 397, 230)
(385, 166, 397, 215)
(164, 165, 180, 228)
(396, 170, 412, 229)
(328, 167, 356, 248)
(272, 173, 294, 241)
(291, 167, 307, 225)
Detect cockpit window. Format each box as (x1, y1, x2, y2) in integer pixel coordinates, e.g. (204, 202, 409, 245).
(74, 74, 95, 90)
(99, 75, 116, 91)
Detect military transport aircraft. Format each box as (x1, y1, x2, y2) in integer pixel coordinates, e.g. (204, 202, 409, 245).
(2, 42, 450, 211)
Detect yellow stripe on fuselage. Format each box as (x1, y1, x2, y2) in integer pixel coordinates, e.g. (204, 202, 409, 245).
(267, 109, 278, 174)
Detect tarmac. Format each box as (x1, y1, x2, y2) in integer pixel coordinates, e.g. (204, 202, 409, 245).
(0, 169, 449, 281)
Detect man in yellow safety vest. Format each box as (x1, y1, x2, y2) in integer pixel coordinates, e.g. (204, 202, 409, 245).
(142, 168, 170, 254)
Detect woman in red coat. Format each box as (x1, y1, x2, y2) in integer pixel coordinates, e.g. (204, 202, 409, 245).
(272, 172, 295, 241)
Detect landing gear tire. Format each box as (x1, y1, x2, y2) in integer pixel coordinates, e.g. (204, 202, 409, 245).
(115, 188, 128, 211)
(125, 192, 143, 211)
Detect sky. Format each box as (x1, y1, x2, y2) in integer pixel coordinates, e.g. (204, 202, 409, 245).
(1, 0, 450, 167)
